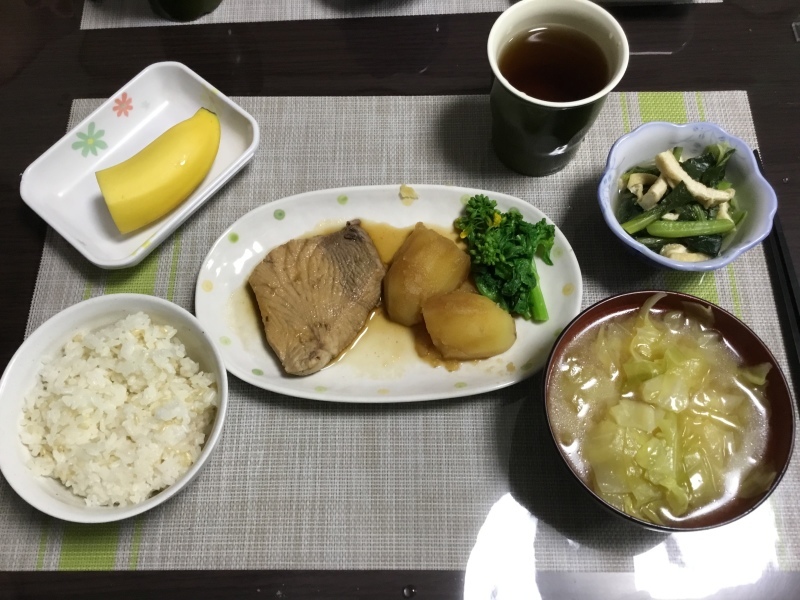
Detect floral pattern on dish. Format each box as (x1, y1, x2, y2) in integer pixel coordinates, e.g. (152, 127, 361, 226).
(112, 92, 133, 117)
(71, 122, 107, 157)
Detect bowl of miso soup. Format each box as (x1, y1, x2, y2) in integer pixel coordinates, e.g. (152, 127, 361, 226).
(544, 290, 795, 531)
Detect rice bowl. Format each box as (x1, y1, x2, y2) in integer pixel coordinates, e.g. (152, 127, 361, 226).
(21, 312, 218, 507)
(0, 294, 228, 523)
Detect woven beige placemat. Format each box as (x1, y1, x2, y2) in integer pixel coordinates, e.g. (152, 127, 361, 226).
(80, 0, 721, 30)
(1, 92, 796, 578)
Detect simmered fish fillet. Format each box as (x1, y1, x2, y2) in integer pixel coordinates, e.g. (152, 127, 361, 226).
(248, 220, 385, 376)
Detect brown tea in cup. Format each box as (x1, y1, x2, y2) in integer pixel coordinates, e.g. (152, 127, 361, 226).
(498, 25, 610, 104)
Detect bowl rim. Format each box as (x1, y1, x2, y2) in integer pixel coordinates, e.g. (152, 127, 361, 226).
(598, 121, 778, 272)
(543, 289, 796, 532)
(0, 293, 229, 523)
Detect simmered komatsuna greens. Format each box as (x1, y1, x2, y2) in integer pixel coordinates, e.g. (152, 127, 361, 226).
(548, 294, 776, 526)
(617, 143, 745, 262)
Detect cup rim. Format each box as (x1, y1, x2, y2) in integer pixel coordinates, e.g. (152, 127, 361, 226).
(487, 0, 630, 109)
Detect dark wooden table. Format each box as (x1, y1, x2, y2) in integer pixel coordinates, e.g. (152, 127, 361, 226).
(1, 1, 798, 598)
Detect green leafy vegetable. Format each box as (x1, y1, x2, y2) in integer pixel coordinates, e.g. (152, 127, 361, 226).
(621, 182, 695, 235)
(645, 219, 735, 238)
(681, 152, 716, 181)
(455, 195, 555, 322)
(675, 203, 708, 222)
(731, 209, 748, 226)
(633, 235, 723, 256)
(620, 165, 660, 187)
(616, 142, 739, 259)
(616, 191, 644, 224)
(682, 235, 723, 256)
(634, 236, 669, 253)
(681, 143, 734, 188)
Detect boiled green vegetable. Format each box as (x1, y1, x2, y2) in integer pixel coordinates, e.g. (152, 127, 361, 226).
(645, 219, 735, 238)
(620, 182, 695, 235)
(455, 195, 555, 322)
(617, 142, 740, 260)
(635, 235, 724, 256)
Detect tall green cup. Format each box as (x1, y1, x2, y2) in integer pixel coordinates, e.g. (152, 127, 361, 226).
(149, 0, 224, 22)
(487, 0, 629, 176)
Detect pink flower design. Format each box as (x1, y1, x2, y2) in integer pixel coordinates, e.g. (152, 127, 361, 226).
(112, 92, 133, 117)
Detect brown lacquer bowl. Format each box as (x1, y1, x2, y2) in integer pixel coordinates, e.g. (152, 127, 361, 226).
(543, 290, 796, 532)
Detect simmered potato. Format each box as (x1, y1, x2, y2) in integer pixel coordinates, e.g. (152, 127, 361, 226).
(422, 291, 516, 359)
(383, 223, 471, 326)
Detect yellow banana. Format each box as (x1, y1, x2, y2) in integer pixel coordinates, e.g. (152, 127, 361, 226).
(96, 108, 221, 234)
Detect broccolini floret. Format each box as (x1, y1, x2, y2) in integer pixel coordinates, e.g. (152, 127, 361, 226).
(455, 195, 555, 322)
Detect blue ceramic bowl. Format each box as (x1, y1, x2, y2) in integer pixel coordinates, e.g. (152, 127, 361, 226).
(598, 122, 778, 271)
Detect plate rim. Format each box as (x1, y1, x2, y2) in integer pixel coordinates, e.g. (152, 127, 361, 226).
(194, 183, 583, 403)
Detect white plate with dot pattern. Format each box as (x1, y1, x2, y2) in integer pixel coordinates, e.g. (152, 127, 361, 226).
(195, 184, 582, 402)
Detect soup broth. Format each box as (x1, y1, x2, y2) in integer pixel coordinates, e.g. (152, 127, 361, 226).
(548, 299, 774, 526)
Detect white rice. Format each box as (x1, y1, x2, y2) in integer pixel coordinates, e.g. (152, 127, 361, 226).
(19, 312, 217, 507)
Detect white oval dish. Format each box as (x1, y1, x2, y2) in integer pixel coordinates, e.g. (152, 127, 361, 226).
(195, 184, 583, 403)
(20, 61, 260, 269)
(0, 294, 228, 523)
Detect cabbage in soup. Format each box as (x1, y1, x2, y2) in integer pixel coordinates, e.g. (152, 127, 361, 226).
(548, 294, 776, 526)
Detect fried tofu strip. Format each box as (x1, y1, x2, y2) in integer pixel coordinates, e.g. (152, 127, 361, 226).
(638, 176, 669, 210)
(655, 151, 735, 209)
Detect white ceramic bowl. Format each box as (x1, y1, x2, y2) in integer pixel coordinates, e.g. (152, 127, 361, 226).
(0, 294, 228, 523)
(598, 121, 778, 271)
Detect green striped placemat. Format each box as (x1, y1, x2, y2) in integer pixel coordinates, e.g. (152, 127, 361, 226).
(2, 91, 797, 576)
